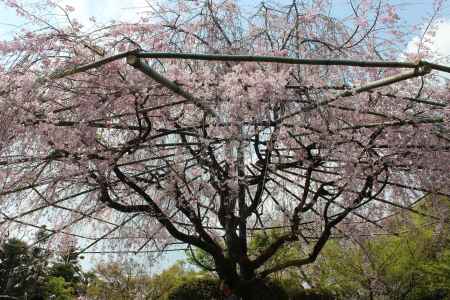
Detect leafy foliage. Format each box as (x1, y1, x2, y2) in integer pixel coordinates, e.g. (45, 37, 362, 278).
(86, 259, 216, 300)
(49, 246, 86, 296)
(312, 196, 450, 299)
(0, 235, 88, 300)
(0, 238, 48, 299)
(167, 277, 222, 300)
(145, 261, 206, 300)
(86, 261, 148, 300)
(46, 276, 74, 300)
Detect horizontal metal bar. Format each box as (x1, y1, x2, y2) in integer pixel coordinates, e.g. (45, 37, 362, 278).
(48, 50, 450, 81)
(137, 51, 421, 69)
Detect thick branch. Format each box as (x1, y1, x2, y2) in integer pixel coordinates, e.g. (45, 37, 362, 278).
(111, 166, 222, 255)
(126, 55, 218, 117)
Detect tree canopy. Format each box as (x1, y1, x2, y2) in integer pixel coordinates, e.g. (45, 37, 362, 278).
(0, 235, 87, 300)
(0, 0, 449, 298)
(313, 196, 450, 299)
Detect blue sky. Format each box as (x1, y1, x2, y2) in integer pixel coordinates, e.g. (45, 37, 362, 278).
(1, 0, 449, 58)
(0, 1, 449, 33)
(1, 0, 449, 272)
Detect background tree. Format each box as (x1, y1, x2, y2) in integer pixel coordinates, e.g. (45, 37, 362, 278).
(0, 228, 91, 300)
(49, 245, 89, 297)
(144, 261, 206, 300)
(312, 196, 450, 299)
(46, 277, 75, 300)
(0, 238, 48, 299)
(0, 0, 449, 299)
(86, 260, 152, 300)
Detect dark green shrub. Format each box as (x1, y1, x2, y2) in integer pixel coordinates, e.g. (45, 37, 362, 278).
(167, 277, 293, 300)
(263, 280, 290, 300)
(238, 279, 289, 300)
(290, 288, 335, 300)
(167, 277, 222, 300)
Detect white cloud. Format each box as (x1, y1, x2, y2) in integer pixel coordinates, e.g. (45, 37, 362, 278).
(431, 21, 450, 58)
(59, 0, 150, 26)
(406, 19, 450, 62)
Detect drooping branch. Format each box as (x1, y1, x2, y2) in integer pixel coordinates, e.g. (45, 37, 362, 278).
(258, 173, 380, 277)
(110, 166, 223, 256)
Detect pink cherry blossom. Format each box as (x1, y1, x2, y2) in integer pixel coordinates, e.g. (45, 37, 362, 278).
(0, 0, 448, 297)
